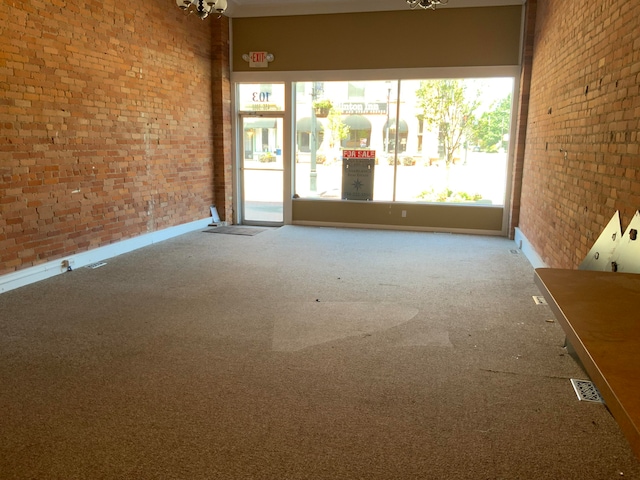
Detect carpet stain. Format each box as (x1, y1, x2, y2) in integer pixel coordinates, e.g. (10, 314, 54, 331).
(396, 328, 453, 348)
(272, 302, 418, 352)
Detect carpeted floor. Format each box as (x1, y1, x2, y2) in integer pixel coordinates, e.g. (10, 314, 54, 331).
(0, 226, 638, 479)
(202, 226, 268, 236)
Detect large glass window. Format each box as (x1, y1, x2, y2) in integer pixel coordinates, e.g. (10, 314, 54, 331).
(293, 78, 513, 205)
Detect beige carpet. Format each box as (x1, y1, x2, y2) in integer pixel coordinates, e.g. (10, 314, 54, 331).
(0, 226, 638, 479)
(202, 226, 267, 236)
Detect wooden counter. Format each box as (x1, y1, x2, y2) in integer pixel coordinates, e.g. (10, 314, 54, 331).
(534, 268, 640, 459)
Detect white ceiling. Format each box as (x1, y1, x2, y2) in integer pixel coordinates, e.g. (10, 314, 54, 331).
(225, 0, 525, 17)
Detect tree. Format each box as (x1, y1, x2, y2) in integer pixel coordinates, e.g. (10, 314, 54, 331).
(470, 94, 512, 152)
(415, 80, 479, 166)
(326, 107, 350, 150)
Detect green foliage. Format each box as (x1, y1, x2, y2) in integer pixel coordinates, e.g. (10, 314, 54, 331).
(416, 188, 483, 203)
(469, 94, 512, 152)
(312, 99, 333, 110)
(326, 107, 350, 148)
(387, 155, 400, 166)
(415, 80, 480, 166)
(385, 154, 415, 166)
(258, 152, 276, 163)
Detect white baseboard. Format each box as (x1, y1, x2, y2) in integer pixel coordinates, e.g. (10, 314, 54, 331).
(292, 220, 504, 236)
(0, 218, 211, 294)
(514, 227, 548, 269)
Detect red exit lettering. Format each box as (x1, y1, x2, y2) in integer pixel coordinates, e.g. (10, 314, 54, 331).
(251, 52, 266, 63)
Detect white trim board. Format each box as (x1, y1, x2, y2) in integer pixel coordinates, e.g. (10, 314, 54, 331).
(514, 227, 548, 269)
(0, 218, 211, 295)
(292, 220, 504, 237)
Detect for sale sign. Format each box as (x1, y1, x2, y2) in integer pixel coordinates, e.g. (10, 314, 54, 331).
(342, 150, 375, 201)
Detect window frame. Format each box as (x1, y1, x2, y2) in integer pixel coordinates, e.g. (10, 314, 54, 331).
(231, 66, 520, 235)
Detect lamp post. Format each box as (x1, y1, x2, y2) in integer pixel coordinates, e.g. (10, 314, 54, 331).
(309, 82, 321, 192)
(245, 129, 254, 160)
(385, 82, 391, 155)
(310, 105, 317, 192)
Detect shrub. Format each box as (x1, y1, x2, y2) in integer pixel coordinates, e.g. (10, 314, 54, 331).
(312, 99, 333, 110)
(259, 152, 276, 163)
(416, 188, 483, 203)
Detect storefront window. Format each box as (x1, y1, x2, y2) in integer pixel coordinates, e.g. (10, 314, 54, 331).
(294, 80, 396, 200)
(293, 78, 513, 205)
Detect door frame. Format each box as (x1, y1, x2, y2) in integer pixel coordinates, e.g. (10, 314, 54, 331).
(236, 112, 288, 226)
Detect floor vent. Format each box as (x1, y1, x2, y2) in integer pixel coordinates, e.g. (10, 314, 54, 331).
(510, 249, 519, 254)
(86, 262, 107, 269)
(570, 379, 605, 403)
(532, 295, 548, 305)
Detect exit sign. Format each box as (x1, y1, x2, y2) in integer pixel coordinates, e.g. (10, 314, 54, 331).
(249, 51, 269, 68)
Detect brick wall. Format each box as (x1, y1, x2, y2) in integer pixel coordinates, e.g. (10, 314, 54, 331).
(519, 0, 640, 268)
(0, 0, 227, 275)
(211, 18, 233, 223)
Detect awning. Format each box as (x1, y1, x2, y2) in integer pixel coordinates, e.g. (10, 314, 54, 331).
(244, 118, 277, 129)
(297, 117, 324, 132)
(343, 115, 371, 131)
(383, 118, 408, 133)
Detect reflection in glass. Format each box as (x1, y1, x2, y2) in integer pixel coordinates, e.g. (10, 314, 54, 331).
(293, 78, 513, 206)
(238, 83, 285, 112)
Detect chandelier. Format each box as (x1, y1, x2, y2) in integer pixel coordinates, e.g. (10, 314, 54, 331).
(176, 0, 227, 19)
(407, 0, 448, 10)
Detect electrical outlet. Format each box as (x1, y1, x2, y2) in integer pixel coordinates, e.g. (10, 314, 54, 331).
(61, 259, 74, 272)
(401, 210, 407, 218)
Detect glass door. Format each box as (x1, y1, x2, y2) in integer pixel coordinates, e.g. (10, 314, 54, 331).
(240, 115, 284, 225)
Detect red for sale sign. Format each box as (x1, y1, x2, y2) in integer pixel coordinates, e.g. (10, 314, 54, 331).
(341, 150, 375, 201)
(342, 149, 376, 159)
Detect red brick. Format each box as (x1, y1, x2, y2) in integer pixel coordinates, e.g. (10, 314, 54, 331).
(517, 0, 640, 268)
(1, 0, 222, 275)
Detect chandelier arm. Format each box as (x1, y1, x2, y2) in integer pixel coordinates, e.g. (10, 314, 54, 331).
(175, 0, 226, 19)
(406, 0, 448, 9)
